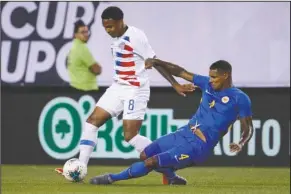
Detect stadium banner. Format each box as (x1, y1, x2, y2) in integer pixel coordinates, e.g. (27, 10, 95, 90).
(1, 87, 290, 166)
(1, 1, 290, 87)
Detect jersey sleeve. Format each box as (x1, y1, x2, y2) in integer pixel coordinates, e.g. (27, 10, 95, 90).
(192, 74, 210, 90)
(237, 93, 252, 118)
(80, 45, 96, 68)
(134, 30, 156, 59)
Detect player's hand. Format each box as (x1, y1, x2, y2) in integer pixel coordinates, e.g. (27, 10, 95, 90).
(145, 58, 155, 69)
(229, 143, 243, 154)
(173, 83, 197, 97)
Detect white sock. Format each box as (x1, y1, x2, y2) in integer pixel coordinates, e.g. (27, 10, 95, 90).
(78, 122, 98, 166)
(128, 134, 152, 153)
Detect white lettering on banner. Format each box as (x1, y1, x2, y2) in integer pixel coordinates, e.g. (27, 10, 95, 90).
(247, 120, 261, 156)
(38, 96, 284, 160)
(1, 2, 99, 84)
(25, 41, 56, 82)
(1, 41, 29, 82)
(36, 2, 67, 39)
(262, 119, 281, 156)
(1, 2, 37, 39)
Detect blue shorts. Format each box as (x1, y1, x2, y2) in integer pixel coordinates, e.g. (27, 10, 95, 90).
(144, 125, 212, 170)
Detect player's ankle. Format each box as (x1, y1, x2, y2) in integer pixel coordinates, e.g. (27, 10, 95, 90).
(108, 174, 114, 183)
(168, 175, 177, 180)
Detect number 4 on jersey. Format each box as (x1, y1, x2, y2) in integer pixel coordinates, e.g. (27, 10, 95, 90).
(178, 154, 189, 160)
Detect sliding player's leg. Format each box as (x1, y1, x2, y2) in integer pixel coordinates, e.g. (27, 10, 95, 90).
(90, 131, 194, 185)
(140, 125, 191, 184)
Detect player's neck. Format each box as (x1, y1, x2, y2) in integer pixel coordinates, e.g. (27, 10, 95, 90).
(117, 24, 128, 38)
(221, 80, 233, 90)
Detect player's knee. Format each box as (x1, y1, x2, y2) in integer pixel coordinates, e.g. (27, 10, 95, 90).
(140, 151, 147, 161)
(123, 132, 136, 142)
(144, 156, 159, 169)
(86, 113, 99, 127)
(86, 107, 110, 127)
(122, 120, 142, 142)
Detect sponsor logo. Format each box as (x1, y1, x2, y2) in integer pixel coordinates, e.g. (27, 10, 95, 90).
(38, 95, 283, 160)
(38, 96, 188, 159)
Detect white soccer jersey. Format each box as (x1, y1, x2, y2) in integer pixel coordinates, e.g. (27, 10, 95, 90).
(110, 26, 156, 87)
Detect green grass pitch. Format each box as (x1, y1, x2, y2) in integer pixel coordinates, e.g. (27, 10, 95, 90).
(1, 165, 290, 194)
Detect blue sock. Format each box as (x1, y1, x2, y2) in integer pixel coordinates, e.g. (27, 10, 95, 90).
(110, 162, 151, 182)
(155, 168, 176, 179)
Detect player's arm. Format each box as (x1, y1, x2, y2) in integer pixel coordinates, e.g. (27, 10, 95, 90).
(154, 64, 179, 86)
(145, 58, 209, 90)
(230, 94, 253, 153)
(239, 116, 254, 146)
(152, 57, 195, 96)
(145, 58, 194, 82)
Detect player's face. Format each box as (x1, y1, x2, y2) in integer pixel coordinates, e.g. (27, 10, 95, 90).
(209, 69, 227, 90)
(102, 19, 123, 38)
(75, 26, 90, 42)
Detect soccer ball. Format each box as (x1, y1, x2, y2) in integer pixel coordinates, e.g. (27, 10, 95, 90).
(63, 158, 87, 182)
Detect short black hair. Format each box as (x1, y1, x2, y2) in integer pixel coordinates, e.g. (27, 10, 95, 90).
(210, 60, 232, 73)
(101, 6, 123, 20)
(74, 20, 86, 33)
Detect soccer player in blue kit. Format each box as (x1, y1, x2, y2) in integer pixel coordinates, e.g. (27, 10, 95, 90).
(90, 59, 254, 185)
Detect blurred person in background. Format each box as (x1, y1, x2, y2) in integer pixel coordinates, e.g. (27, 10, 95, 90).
(67, 20, 102, 92)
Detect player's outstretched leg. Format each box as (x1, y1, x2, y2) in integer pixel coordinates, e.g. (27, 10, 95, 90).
(90, 153, 187, 185)
(90, 159, 154, 185)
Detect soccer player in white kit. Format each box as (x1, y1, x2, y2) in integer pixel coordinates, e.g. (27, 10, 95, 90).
(56, 6, 194, 184)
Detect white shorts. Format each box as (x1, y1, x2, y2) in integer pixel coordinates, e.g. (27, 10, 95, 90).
(96, 81, 150, 120)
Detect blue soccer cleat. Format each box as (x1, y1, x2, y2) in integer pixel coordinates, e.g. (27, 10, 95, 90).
(166, 175, 187, 185)
(90, 174, 113, 185)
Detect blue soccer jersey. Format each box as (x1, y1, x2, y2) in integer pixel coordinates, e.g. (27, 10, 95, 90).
(145, 74, 253, 168)
(188, 74, 252, 147)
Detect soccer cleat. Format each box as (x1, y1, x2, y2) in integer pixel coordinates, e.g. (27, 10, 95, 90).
(90, 174, 113, 185)
(165, 175, 187, 185)
(55, 168, 64, 175)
